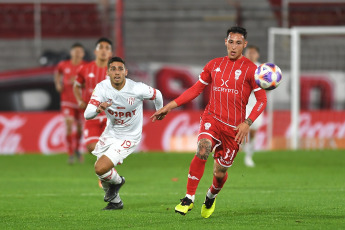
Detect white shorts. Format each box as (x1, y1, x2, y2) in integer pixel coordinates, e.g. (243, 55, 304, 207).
(92, 136, 139, 166)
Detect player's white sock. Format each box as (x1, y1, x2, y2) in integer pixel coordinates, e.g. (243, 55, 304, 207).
(110, 194, 122, 203)
(206, 188, 217, 199)
(98, 168, 122, 184)
(185, 194, 195, 202)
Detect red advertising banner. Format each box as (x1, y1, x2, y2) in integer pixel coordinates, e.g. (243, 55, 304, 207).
(0, 110, 344, 154)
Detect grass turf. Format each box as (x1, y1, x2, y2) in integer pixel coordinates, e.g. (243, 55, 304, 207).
(0, 150, 344, 229)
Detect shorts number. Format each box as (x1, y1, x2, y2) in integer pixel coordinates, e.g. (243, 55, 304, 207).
(121, 140, 132, 149)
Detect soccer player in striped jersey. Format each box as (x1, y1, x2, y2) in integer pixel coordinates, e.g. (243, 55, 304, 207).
(73, 38, 113, 153)
(54, 43, 86, 164)
(84, 57, 163, 210)
(151, 26, 267, 218)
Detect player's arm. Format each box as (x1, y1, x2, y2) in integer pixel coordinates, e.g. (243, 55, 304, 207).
(153, 89, 163, 111)
(84, 84, 110, 120)
(234, 88, 267, 144)
(151, 81, 206, 122)
(73, 69, 87, 109)
(84, 101, 112, 120)
(54, 64, 63, 93)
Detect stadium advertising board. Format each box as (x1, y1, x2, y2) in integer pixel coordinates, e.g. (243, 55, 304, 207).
(0, 110, 344, 154)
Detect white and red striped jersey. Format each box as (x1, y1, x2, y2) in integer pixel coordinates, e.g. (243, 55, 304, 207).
(85, 78, 162, 141)
(75, 61, 108, 103)
(175, 56, 266, 127)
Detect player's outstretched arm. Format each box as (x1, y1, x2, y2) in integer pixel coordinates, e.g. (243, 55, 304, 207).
(84, 101, 112, 120)
(150, 100, 178, 122)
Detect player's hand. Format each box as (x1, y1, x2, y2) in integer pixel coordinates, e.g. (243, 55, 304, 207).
(96, 101, 112, 113)
(55, 84, 63, 93)
(78, 100, 87, 109)
(150, 107, 169, 122)
(234, 122, 250, 145)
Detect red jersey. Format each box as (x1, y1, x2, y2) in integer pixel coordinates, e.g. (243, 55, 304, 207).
(175, 56, 266, 127)
(56, 60, 86, 108)
(75, 61, 108, 103)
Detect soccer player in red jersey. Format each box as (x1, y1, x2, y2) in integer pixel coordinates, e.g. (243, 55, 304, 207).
(151, 26, 267, 218)
(54, 43, 86, 164)
(73, 38, 113, 153)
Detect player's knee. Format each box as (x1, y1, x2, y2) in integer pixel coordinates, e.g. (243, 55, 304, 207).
(213, 170, 226, 181)
(196, 138, 212, 160)
(94, 163, 107, 176)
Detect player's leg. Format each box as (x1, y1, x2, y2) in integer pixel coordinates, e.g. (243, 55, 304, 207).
(244, 129, 256, 167)
(74, 108, 84, 162)
(95, 155, 125, 203)
(201, 161, 228, 218)
(62, 107, 75, 164)
(175, 136, 216, 215)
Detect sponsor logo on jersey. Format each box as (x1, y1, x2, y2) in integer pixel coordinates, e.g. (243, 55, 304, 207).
(117, 107, 126, 109)
(88, 73, 95, 78)
(188, 174, 200, 180)
(127, 97, 135, 105)
(235, 69, 242, 80)
(221, 79, 229, 87)
(213, 87, 239, 94)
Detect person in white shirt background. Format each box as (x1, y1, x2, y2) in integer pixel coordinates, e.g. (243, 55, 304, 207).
(84, 56, 163, 210)
(244, 45, 263, 167)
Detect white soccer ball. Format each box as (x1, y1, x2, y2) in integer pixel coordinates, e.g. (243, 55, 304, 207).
(254, 63, 282, 90)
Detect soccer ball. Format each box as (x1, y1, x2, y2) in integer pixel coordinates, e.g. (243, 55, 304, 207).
(254, 63, 282, 90)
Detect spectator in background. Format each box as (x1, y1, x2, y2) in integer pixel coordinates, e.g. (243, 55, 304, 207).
(54, 43, 86, 164)
(73, 38, 113, 154)
(243, 45, 263, 167)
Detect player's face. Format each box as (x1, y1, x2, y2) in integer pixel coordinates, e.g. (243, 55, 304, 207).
(225, 32, 247, 60)
(245, 48, 259, 63)
(94, 42, 113, 62)
(70, 47, 85, 61)
(108, 61, 128, 89)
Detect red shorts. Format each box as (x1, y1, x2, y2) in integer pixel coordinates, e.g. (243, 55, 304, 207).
(61, 105, 83, 121)
(198, 113, 239, 167)
(83, 116, 107, 146)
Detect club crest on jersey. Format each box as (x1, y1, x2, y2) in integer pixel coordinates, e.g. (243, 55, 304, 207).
(127, 97, 135, 105)
(88, 73, 95, 78)
(234, 69, 241, 80)
(204, 122, 211, 130)
(64, 68, 71, 74)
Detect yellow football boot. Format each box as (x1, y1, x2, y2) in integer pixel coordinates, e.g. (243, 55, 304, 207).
(201, 197, 216, 218)
(175, 197, 194, 215)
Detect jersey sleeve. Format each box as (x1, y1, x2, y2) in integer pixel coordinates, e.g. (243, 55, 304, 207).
(139, 82, 157, 100)
(56, 61, 64, 74)
(88, 83, 106, 107)
(198, 60, 213, 85)
(75, 65, 86, 86)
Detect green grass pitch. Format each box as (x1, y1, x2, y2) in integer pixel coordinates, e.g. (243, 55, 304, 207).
(0, 150, 344, 229)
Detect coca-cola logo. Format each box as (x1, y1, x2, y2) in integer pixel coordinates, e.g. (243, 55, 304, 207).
(39, 115, 66, 154)
(0, 115, 26, 154)
(162, 113, 200, 151)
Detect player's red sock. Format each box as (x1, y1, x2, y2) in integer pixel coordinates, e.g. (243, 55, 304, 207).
(186, 155, 207, 197)
(75, 132, 82, 152)
(210, 172, 228, 195)
(66, 134, 74, 156)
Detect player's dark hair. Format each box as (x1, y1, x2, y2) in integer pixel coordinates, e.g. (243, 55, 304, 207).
(95, 37, 112, 48)
(227, 26, 247, 39)
(246, 45, 260, 53)
(108, 56, 125, 68)
(71, 42, 84, 49)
